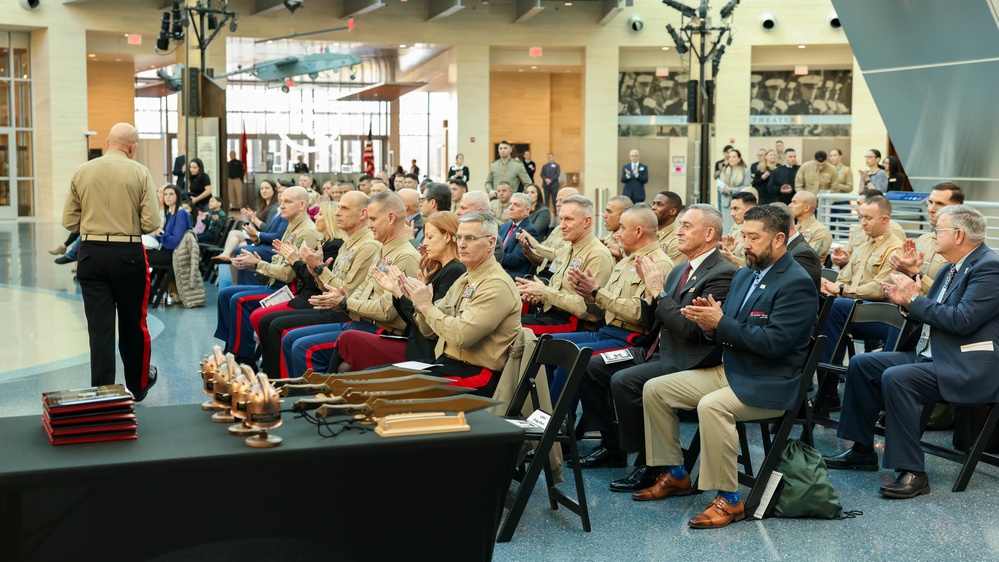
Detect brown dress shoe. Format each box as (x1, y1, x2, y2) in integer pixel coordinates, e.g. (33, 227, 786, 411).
(688, 495, 745, 529)
(211, 255, 231, 263)
(631, 471, 692, 501)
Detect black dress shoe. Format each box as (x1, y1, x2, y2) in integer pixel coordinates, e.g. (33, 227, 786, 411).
(610, 466, 666, 492)
(54, 256, 74, 265)
(133, 366, 158, 402)
(823, 447, 878, 471)
(880, 471, 930, 499)
(572, 446, 627, 468)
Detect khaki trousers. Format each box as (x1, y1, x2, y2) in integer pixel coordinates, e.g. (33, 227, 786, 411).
(228, 178, 244, 210)
(643, 365, 784, 492)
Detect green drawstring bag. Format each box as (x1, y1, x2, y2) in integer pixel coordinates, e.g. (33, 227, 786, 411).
(772, 439, 848, 519)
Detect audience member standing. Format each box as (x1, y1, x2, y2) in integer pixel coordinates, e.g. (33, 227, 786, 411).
(540, 152, 561, 210)
(187, 157, 212, 212)
(522, 150, 537, 182)
(484, 141, 532, 193)
(227, 150, 245, 210)
(765, 148, 799, 205)
(449, 154, 470, 183)
(621, 149, 649, 203)
(859, 148, 887, 192)
(62, 123, 161, 400)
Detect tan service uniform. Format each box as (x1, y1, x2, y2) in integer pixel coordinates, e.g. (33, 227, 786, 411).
(914, 231, 949, 296)
(483, 157, 532, 193)
(344, 234, 422, 334)
(602, 228, 623, 261)
(657, 221, 685, 264)
(415, 256, 522, 372)
(836, 231, 902, 300)
(794, 161, 837, 194)
(592, 240, 674, 330)
(723, 223, 745, 267)
(831, 163, 853, 193)
(317, 228, 381, 295)
(254, 213, 322, 285)
(846, 220, 906, 255)
(797, 215, 832, 264)
(542, 232, 615, 319)
(527, 224, 567, 269)
(489, 199, 512, 223)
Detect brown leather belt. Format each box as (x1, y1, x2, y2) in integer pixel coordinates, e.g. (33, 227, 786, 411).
(82, 234, 142, 243)
(608, 318, 645, 334)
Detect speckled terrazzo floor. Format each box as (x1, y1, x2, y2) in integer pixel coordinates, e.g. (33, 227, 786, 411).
(5, 220, 999, 561)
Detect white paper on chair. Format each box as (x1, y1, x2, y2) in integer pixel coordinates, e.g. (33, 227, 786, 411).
(506, 409, 551, 430)
(601, 349, 634, 364)
(259, 285, 293, 308)
(752, 470, 783, 519)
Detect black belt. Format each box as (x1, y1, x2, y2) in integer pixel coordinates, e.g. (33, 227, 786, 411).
(82, 234, 142, 243)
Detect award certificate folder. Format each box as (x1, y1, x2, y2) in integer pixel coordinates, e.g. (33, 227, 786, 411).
(43, 385, 135, 415)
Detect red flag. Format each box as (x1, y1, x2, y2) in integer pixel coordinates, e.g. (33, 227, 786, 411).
(362, 124, 375, 176)
(240, 119, 248, 179)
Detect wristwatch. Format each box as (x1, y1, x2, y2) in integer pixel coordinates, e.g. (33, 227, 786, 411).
(908, 293, 919, 305)
(656, 290, 669, 303)
(313, 265, 324, 275)
(591, 286, 600, 299)
(839, 284, 845, 296)
(339, 299, 348, 311)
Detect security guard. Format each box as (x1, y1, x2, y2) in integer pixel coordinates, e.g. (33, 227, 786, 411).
(516, 195, 615, 334)
(62, 123, 161, 400)
(409, 211, 522, 397)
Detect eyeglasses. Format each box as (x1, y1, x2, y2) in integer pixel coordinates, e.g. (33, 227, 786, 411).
(933, 227, 960, 235)
(454, 234, 491, 243)
(418, 197, 426, 203)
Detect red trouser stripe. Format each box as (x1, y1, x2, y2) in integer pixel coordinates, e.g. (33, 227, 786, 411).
(139, 246, 152, 388)
(232, 292, 268, 354)
(445, 368, 495, 390)
(524, 315, 579, 335)
(304, 341, 339, 373)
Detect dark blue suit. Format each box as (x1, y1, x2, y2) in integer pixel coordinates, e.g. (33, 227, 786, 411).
(620, 162, 649, 203)
(499, 217, 539, 278)
(715, 251, 818, 411)
(839, 243, 999, 471)
(235, 215, 288, 285)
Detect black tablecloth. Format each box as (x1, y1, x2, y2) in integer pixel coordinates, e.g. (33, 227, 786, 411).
(0, 403, 524, 562)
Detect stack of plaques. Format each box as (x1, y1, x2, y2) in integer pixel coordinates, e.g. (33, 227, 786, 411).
(42, 385, 137, 445)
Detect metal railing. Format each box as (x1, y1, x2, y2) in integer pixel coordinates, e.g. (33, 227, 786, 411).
(816, 192, 999, 251)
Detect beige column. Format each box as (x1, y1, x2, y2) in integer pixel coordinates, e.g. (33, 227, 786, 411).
(581, 43, 618, 199)
(713, 40, 752, 205)
(453, 44, 490, 190)
(848, 57, 888, 187)
(33, 27, 89, 221)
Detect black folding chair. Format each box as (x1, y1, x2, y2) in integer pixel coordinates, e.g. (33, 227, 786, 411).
(497, 334, 593, 543)
(821, 267, 839, 283)
(199, 218, 242, 282)
(813, 294, 837, 338)
(920, 403, 999, 492)
(812, 301, 914, 431)
(683, 336, 827, 515)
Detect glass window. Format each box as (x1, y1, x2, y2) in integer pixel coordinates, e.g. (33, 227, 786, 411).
(11, 33, 29, 79)
(17, 179, 32, 216)
(0, 82, 9, 127)
(14, 82, 31, 128)
(16, 131, 32, 177)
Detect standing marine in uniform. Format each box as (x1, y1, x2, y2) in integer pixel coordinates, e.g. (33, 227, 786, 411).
(62, 123, 161, 400)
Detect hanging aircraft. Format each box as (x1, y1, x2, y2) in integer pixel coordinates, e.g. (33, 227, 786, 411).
(216, 49, 362, 92)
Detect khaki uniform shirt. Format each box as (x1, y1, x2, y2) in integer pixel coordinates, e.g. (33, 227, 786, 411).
(831, 163, 853, 193)
(489, 199, 512, 223)
(837, 231, 902, 300)
(915, 231, 948, 296)
(255, 212, 322, 284)
(345, 234, 422, 333)
(527, 224, 566, 268)
(846, 220, 906, 255)
(317, 228, 381, 296)
(542, 232, 614, 318)
(483, 157, 532, 193)
(593, 240, 674, 330)
(794, 160, 837, 194)
(723, 223, 746, 267)
(798, 215, 832, 264)
(657, 221, 685, 264)
(62, 149, 160, 236)
(416, 257, 522, 372)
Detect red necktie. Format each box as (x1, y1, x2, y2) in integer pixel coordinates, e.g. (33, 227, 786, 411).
(504, 222, 518, 246)
(646, 263, 694, 361)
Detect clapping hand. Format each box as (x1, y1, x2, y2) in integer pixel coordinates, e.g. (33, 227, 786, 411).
(231, 251, 262, 270)
(680, 295, 724, 332)
(309, 284, 347, 310)
(400, 275, 434, 311)
(635, 255, 665, 298)
(272, 239, 301, 264)
(372, 264, 405, 298)
(888, 239, 922, 276)
(300, 244, 332, 276)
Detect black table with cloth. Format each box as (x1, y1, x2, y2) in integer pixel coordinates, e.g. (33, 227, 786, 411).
(0, 404, 524, 562)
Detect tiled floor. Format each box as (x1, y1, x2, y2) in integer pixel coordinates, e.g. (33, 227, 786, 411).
(4, 220, 999, 561)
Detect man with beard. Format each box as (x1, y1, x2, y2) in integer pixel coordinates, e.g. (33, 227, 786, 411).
(637, 204, 816, 529)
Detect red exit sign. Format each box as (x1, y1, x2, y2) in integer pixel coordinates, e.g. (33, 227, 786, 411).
(529, 47, 542, 57)
(127, 34, 142, 45)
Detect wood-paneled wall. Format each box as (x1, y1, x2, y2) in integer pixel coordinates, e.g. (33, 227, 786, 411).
(86, 61, 136, 152)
